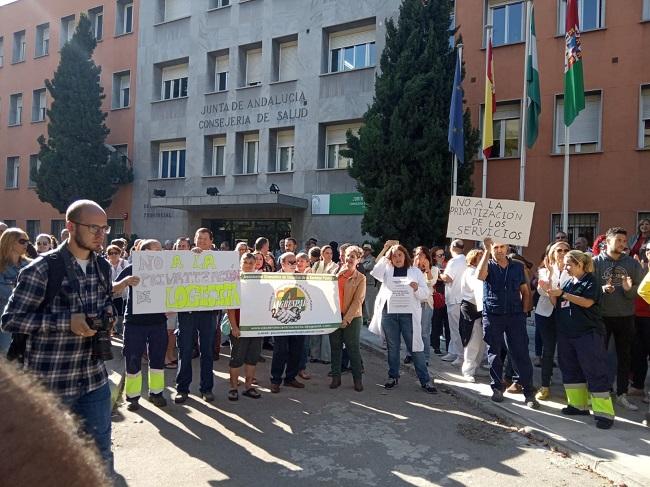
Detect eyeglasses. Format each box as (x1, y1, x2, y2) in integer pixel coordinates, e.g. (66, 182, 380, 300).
(18, 239, 29, 245)
(556, 249, 569, 253)
(108, 251, 120, 256)
(435, 253, 444, 258)
(37, 241, 50, 246)
(70, 221, 111, 235)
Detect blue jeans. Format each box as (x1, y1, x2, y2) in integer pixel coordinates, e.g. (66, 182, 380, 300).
(381, 310, 430, 385)
(176, 311, 216, 393)
(0, 331, 12, 354)
(62, 382, 113, 473)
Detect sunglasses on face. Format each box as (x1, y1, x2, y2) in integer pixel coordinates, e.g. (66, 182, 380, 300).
(435, 253, 444, 258)
(18, 239, 29, 245)
(556, 249, 569, 253)
(37, 241, 50, 246)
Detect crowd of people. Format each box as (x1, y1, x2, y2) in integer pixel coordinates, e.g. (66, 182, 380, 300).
(1, 204, 650, 476)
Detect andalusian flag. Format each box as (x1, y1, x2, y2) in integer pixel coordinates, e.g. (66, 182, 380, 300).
(526, 5, 541, 148)
(564, 0, 585, 126)
(482, 38, 496, 158)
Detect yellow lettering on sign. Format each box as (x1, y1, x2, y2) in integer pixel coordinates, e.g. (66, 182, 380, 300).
(171, 255, 183, 269)
(165, 283, 241, 309)
(192, 254, 217, 270)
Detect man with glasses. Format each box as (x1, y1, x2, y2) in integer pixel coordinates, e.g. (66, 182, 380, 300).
(270, 252, 306, 393)
(174, 228, 219, 403)
(1, 199, 116, 472)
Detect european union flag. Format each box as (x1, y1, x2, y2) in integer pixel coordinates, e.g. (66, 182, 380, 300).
(448, 50, 465, 164)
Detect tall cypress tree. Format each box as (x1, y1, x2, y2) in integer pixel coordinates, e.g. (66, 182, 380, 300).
(346, 0, 479, 249)
(33, 14, 132, 213)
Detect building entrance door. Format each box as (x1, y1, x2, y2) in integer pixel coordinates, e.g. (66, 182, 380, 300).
(202, 219, 292, 250)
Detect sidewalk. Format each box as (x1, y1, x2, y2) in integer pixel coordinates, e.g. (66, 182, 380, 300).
(107, 338, 125, 408)
(359, 324, 650, 487)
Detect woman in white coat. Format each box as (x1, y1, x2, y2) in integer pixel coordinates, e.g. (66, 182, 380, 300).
(369, 241, 437, 393)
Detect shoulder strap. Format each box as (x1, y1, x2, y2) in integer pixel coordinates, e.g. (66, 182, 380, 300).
(37, 249, 67, 312)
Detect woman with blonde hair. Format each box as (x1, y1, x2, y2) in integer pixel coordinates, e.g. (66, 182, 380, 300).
(459, 248, 485, 382)
(535, 240, 572, 400)
(0, 228, 31, 353)
(544, 250, 615, 429)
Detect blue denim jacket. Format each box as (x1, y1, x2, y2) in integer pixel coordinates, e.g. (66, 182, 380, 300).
(0, 260, 28, 312)
(483, 259, 526, 315)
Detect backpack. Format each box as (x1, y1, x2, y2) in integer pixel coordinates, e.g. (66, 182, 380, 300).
(6, 248, 111, 362)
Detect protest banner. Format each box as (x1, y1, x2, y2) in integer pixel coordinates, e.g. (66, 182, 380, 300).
(239, 273, 341, 337)
(446, 196, 535, 246)
(131, 251, 240, 314)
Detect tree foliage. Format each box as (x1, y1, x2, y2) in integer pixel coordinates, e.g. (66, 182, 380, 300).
(33, 14, 132, 213)
(346, 0, 479, 249)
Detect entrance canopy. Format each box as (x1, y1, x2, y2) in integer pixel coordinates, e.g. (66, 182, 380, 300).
(149, 193, 309, 211)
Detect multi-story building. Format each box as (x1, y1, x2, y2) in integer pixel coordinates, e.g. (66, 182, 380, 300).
(0, 0, 137, 239)
(458, 0, 650, 259)
(132, 0, 401, 247)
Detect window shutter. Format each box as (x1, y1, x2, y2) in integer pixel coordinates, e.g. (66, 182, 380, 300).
(246, 49, 262, 85)
(162, 63, 188, 81)
(279, 42, 298, 81)
(642, 87, 650, 120)
(493, 102, 521, 120)
(326, 123, 362, 146)
(213, 135, 226, 147)
(556, 94, 601, 146)
(330, 25, 375, 50)
(164, 0, 190, 20)
(277, 129, 295, 147)
(160, 141, 186, 152)
(216, 54, 229, 73)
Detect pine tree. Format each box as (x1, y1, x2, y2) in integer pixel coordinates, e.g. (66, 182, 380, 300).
(33, 14, 132, 213)
(346, 0, 479, 249)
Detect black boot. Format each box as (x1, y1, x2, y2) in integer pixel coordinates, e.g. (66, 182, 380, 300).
(329, 376, 341, 389)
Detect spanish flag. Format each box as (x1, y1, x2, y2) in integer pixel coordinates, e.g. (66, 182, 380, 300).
(482, 38, 496, 158)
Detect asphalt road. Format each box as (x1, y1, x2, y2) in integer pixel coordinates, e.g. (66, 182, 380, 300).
(112, 348, 609, 487)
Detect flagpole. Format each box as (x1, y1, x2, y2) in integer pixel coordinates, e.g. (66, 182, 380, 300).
(562, 125, 570, 233)
(519, 0, 532, 202)
(452, 44, 463, 196)
(482, 25, 492, 198)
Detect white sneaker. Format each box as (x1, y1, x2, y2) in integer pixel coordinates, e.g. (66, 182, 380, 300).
(616, 394, 639, 411)
(462, 374, 476, 383)
(451, 357, 463, 367)
(441, 353, 456, 362)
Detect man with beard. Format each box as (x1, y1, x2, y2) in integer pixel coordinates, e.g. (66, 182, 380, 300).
(1, 200, 115, 472)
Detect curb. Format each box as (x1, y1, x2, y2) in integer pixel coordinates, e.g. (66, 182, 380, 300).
(359, 336, 648, 487)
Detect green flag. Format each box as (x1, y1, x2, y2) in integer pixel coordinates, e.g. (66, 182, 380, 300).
(564, 0, 585, 126)
(526, 6, 541, 148)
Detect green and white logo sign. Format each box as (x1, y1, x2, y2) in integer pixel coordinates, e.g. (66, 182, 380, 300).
(311, 193, 365, 215)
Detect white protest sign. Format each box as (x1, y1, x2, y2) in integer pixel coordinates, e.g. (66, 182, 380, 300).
(239, 273, 341, 337)
(131, 251, 240, 314)
(446, 196, 535, 246)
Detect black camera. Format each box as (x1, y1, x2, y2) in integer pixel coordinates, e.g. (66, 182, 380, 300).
(86, 314, 114, 361)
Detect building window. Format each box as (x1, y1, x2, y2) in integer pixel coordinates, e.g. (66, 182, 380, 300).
(329, 25, 376, 73)
(51, 219, 65, 237)
(161, 63, 188, 100)
(551, 213, 599, 246)
(35, 23, 50, 57)
(277, 41, 298, 82)
(89, 6, 104, 41)
(244, 48, 262, 87)
(640, 85, 650, 149)
(112, 144, 129, 165)
(215, 54, 229, 92)
(0, 37, 4, 67)
(61, 15, 76, 47)
(480, 101, 521, 159)
(26, 220, 40, 238)
(32, 88, 47, 122)
(161, 0, 190, 22)
(558, 0, 605, 33)
(323, 123, 361, 169)
(9, 93, 23, 125)
(107, 219, 125, 236)
(485, 1, 524, 47)
(29, 154, 40, 187)
(644, 0, 650, 20)
(554, 92, 602, 154)
(237, 132, 259, 174)
(210, 136, 226, 176)
(159, 142, 186, 178)
(449, 0, 456, 48)
(274, 129, 295, 172)
(112, 71, 131, 108)
(209, 0, 230, 8)
(116, 1, 134, 35)
(5, 157, 19, 189)
(12, 30, 26, 63)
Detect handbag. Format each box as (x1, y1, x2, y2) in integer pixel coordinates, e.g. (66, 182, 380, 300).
(432, 290, 446, 310)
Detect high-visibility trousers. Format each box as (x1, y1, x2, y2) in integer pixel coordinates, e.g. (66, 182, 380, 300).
(124, 322, 168, 399)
